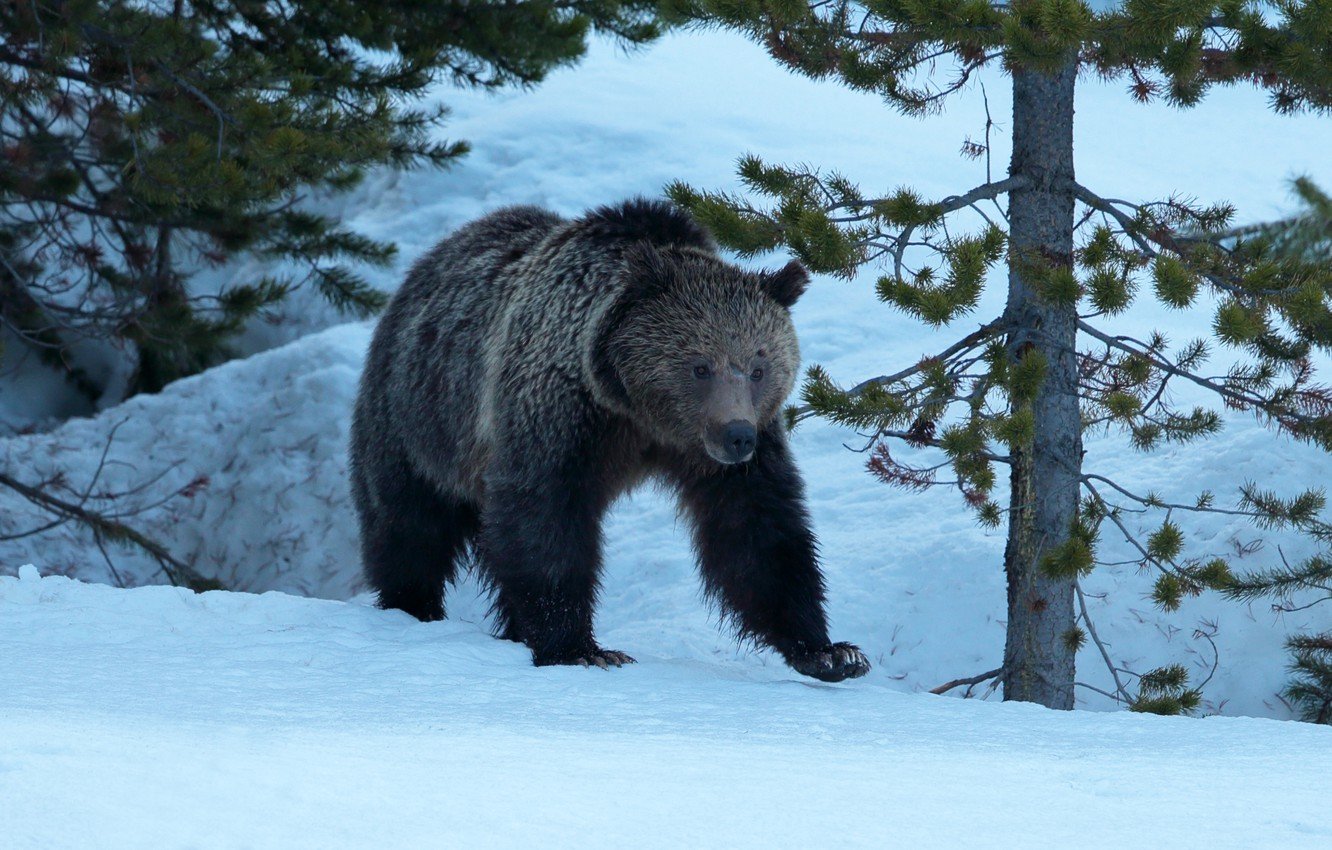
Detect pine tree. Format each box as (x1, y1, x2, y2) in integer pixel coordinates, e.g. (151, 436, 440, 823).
(1220, 184, 1332, 723)
(2, 1, 658, 397)
(664, 1, 1332, 709)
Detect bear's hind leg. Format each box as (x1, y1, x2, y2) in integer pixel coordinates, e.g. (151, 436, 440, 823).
(359, 464, 479, 622)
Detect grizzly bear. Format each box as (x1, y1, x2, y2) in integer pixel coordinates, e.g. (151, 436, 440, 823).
(349, 199, 869, 682)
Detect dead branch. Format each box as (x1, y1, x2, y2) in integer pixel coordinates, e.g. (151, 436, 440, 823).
(0, 470, 210, 590)
(930, 666, 1003, 695)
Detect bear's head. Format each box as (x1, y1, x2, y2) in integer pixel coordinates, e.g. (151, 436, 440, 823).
(593, 245, 808, 465)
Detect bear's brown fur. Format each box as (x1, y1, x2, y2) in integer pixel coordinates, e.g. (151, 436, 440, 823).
(349, 199, 868, 681)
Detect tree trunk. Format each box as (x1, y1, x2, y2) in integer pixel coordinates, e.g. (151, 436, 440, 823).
(1001, 57, 1081, 709)
(128, 226, 184, 396)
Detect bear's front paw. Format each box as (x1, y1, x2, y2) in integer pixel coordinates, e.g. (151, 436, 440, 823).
(533, 647, 637, 669)
(787, 642, 870, 683)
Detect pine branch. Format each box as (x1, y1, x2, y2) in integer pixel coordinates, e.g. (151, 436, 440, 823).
(879, 177, 1027, 283)
(1082, 477, 1174, 580)
(1082, 473, 1268, 521)
(1075, 579, 1133, 706)
(792, 318, 1006, 421)
(0, 269, 104, 401)
(0, 470, 210, 590)
(1073, 181, 1309, 299)
(1075, 320, 1332, 445)
(929, 666, 1003, 696)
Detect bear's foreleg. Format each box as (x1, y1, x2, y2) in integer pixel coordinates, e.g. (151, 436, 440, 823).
(678, 426, 870, 683)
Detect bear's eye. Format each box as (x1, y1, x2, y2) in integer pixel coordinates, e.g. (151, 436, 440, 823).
(750, 368, 764, 382)
(693, 365, 712, 379)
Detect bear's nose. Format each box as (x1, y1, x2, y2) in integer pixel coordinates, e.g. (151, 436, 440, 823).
(723, 420, 757, 462)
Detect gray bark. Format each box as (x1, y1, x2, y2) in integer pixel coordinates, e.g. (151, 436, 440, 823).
(1001, 57, 1081, 709)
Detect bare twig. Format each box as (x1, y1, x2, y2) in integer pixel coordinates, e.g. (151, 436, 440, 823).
(1076, 579, 1133, 705)
(1194, 621, 1222, 691)
(930, 666, 1003, 695)
(0, 470, 208, 589)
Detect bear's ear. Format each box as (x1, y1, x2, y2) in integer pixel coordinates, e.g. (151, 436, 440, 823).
(764, 260, 809, 308)
(620, 241, 676, 303)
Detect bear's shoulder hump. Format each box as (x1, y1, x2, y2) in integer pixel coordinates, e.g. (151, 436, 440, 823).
(579, 198, 715, 251)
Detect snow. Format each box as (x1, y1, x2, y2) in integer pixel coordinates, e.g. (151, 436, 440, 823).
(0, 324, 372, 597)
(4, 313, 1329, 718)
(4, 569, 1331, 849)
(3, 26, 1332, 846)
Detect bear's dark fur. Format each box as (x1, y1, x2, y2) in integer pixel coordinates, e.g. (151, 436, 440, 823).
(349, 199, 869, 682)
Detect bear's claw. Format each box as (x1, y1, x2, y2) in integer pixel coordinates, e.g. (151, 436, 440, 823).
(576, 649, 636, 669)
(788, 642, 871, 683)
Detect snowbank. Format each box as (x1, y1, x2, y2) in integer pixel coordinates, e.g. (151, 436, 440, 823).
(7, 27, 1328, 428)
(3, 569, 1329, 849)
(0, 324, 372, 598)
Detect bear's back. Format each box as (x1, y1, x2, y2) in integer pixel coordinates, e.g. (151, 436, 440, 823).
(357, 199, 719, 504)
(355, 206, 565, 498)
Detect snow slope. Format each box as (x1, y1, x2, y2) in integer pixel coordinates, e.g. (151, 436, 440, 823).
(3, 316, 1330, 719)
(4, 568, 1331, 849)
(0, 324, 371, 597)
(3, 28, 1332, 723)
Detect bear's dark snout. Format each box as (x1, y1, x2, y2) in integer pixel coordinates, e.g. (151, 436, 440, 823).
(722, 420, 757, 463)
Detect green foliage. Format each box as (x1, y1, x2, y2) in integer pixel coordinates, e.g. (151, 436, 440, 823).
(665, 182, 785, 254)
(1151, 254, 1200, 308)
(1238, 484, 1327, 531)
(1213, 300, 1267, 344)
(670, 157, 869, 275)
(2, 0, 659, 394)
(1041, 532, 1095, 580)
(1063, 626, 1088, 653)
(1147, 520, 1184, 561)
(1222, 478, 1332, 724)
(1283, 634, 1332, 724)
(1260, 177, 1332, 262)
(1040, 505, 1103, 582)
(1129, 664, 1202, 715)
(1007, 348, 1048, 404)
(1194, 558, 1235, 590)
(1087, 268, 1135, 315)
(872, 189, 943, 229)
(878, 226, 1006, 325)
(1226, 552, 1332, 602)
(665, 0, 1332, 115)
(1152, 573, 1185, 612)
(995, 405, 1035, 449)
(1103, 391, 1141, 421)
(801, 364, 909, 432)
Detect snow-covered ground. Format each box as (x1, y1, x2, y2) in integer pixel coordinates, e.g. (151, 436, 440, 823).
(3, 26, 1332, 847)
(4, 315, 1330, 719)
(5, 567, 1331, 849)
